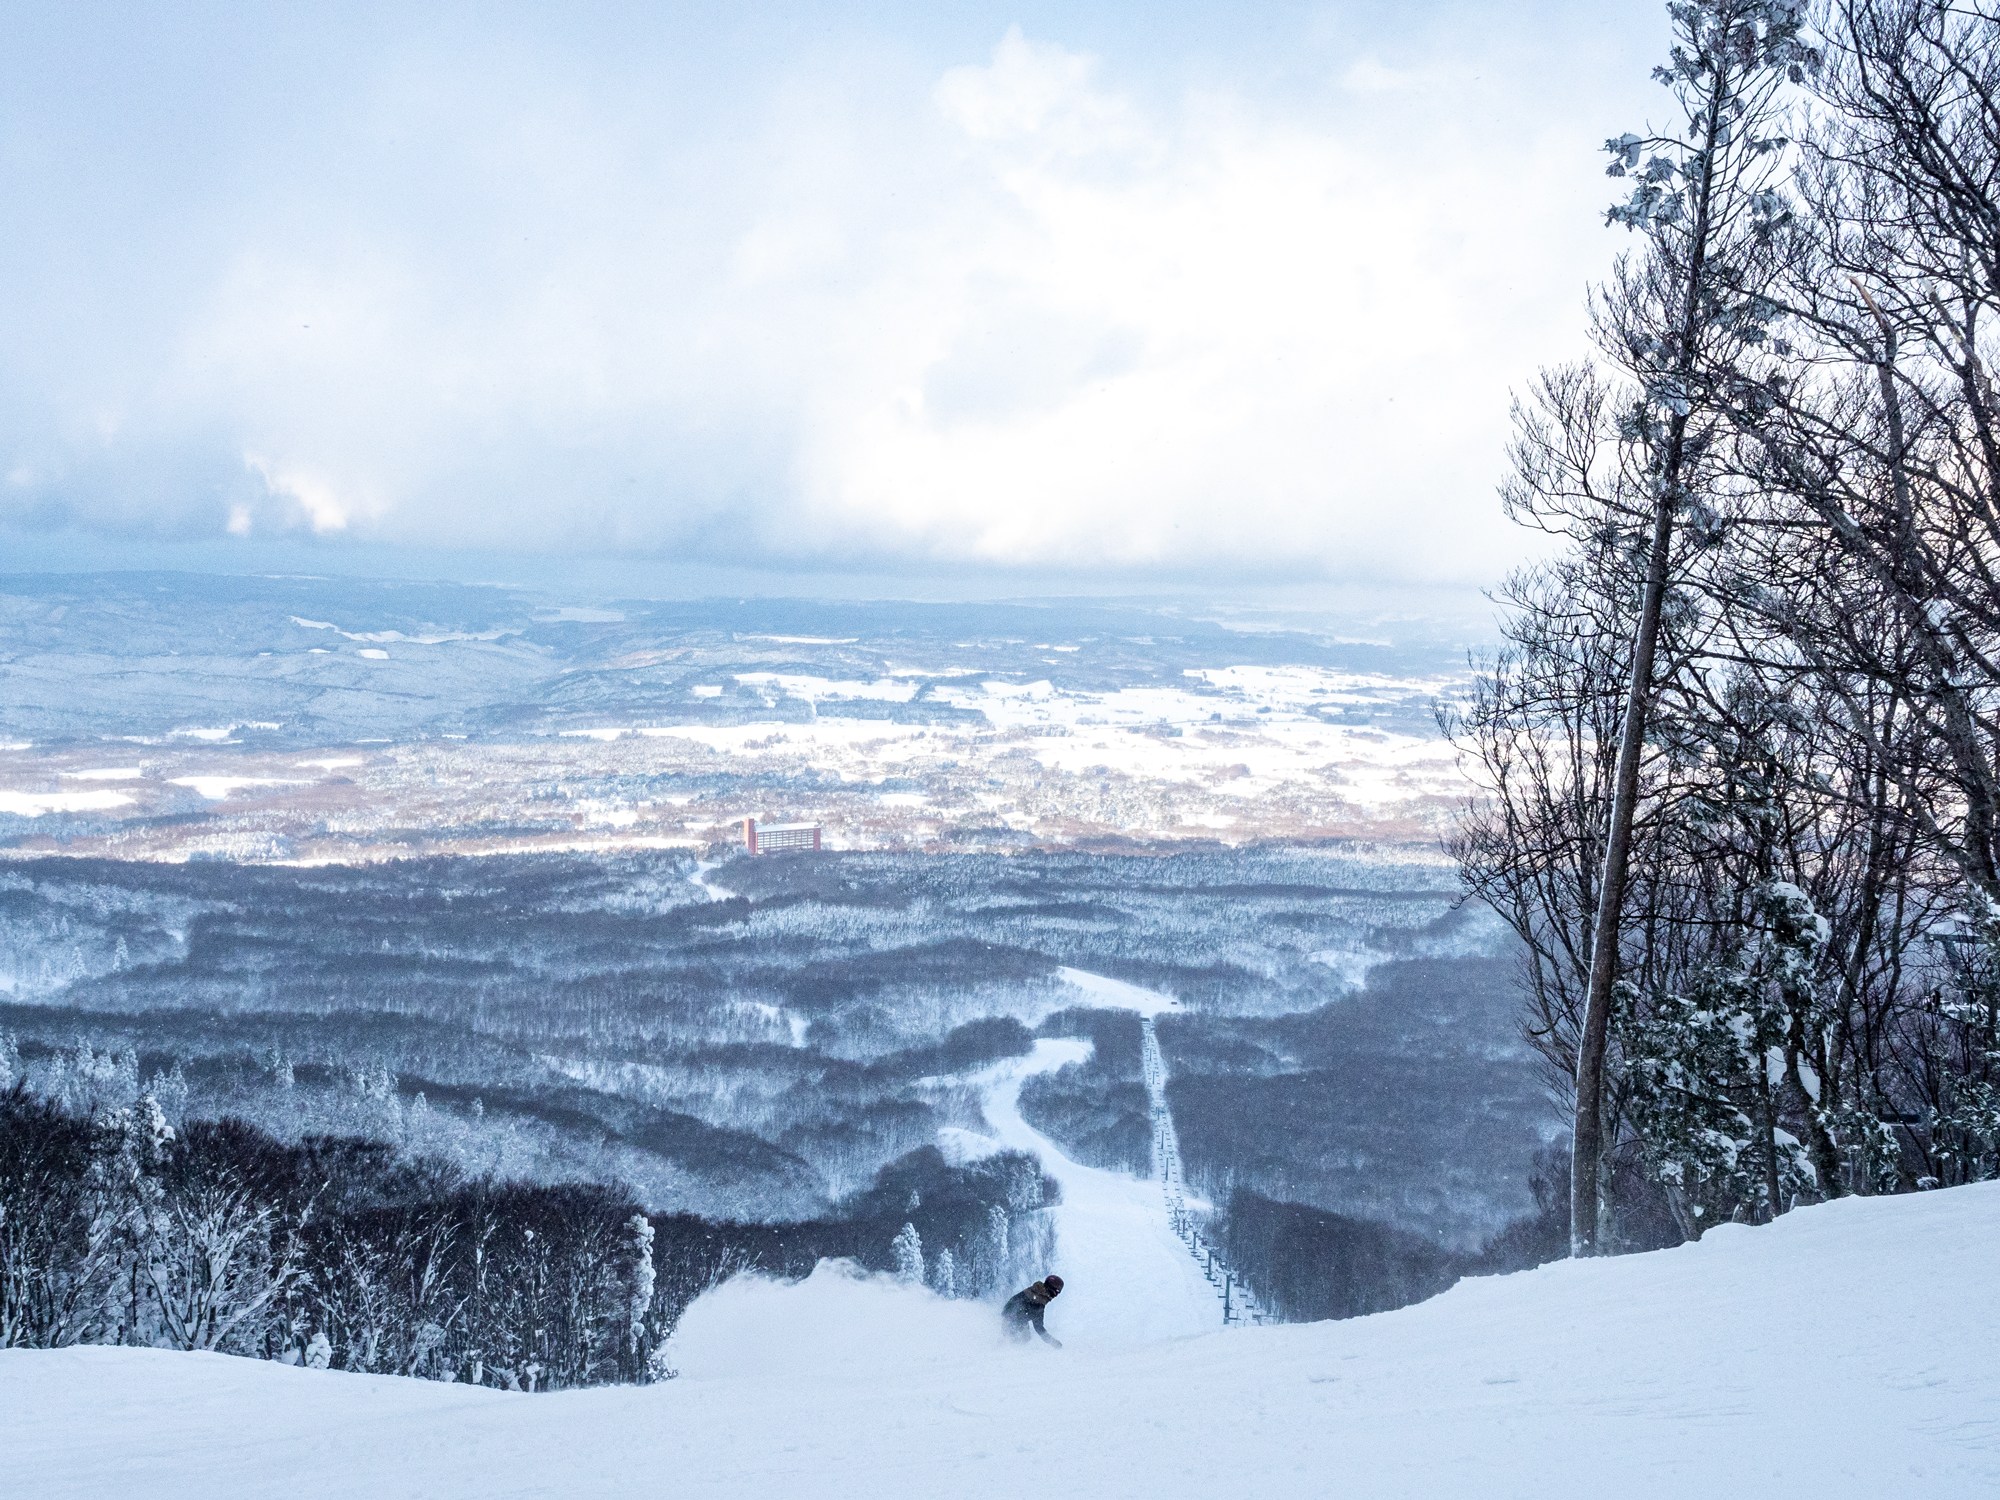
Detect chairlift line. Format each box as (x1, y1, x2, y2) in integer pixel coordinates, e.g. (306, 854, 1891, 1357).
(1139, 1014, 1270, 1326)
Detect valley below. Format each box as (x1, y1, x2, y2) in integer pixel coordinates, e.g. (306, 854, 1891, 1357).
(0, 572, 1554, 1338)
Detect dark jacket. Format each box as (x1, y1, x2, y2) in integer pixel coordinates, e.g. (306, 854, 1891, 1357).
(1001, 1280, 1061, 1345)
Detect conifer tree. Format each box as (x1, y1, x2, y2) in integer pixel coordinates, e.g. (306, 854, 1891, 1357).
(1569, 0, 1816, 1254)
(623, 1213, 655, 1379)
(890, 1222, 925, 1285)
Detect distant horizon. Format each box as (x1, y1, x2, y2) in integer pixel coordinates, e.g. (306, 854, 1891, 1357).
(0, 534, 1504, 641)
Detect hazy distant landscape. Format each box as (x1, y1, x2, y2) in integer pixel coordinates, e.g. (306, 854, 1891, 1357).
(11, 2, 1998, 1489)
(0, 573, 1469, 862)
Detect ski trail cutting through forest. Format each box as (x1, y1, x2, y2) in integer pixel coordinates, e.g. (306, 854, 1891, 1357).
(955, 970, 1221, 1348)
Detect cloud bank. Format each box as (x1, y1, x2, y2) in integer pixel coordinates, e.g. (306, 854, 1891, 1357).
(0, 6, 1648, 585)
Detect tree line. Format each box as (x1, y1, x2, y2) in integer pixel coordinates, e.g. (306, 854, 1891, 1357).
(0, 1082, 1058, 1386)
(1210, 1176, 1570, 1325)
(1449, 0, 2000, 1251)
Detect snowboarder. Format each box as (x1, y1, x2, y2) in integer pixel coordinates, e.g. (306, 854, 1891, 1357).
(1001, 1274, 1064, 1348)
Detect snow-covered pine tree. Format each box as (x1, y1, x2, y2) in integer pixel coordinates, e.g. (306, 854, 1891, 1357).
(1619, 880, 1826, 1228)
(1569, 0, 1816, 1255)
(623, 1212, 656, 1379)
(1928, 899, 2000, 1185)
(930, 1247, 956, 1299)
(981, 1204, 1009, 1295)
(890, 1222, 925, 1285)
(93, 1093, 172, 1348)
(146, 1063, 189, 1125)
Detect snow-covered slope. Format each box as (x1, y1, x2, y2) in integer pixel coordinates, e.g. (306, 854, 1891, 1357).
(959, 1037, 1222, 1345)
(939, 964, 1222, 1346)
(6, 1183, 1997, 1499)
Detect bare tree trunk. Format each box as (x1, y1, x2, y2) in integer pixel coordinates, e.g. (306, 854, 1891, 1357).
(1572, 487, 1679, 1254)
(1572, 50, 1740, 1252)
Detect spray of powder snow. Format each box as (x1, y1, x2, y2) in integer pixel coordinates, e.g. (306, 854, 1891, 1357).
(669, 1261, 1041, 1383)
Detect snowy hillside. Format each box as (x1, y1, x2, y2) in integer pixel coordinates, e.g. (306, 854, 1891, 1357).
(6, 1181, 1995, 1499)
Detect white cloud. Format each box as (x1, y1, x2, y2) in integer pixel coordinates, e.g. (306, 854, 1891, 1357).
(767, 34, 1602, 578)
(0, 17, 1624, 585)
(933, 27, 1143, 150)
(243, 452, 359, 534)
(1340, 57, 1432, 95)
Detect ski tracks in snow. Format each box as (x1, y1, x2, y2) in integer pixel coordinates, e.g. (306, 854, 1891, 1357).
(957, 970, 1222, 1349)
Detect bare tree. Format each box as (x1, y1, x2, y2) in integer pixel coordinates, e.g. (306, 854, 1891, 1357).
(1566, 0, 1817, 1253)
(143, 1122, 310, 1353)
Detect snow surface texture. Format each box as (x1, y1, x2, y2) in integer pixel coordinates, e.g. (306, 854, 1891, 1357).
(1055, 965, 1185, 1018)
(6, 1183, 1997, 1498)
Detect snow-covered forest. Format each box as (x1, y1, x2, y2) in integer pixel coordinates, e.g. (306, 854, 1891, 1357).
(0, 843, 1559, 1378)
(0, 1083, 1060, 1384)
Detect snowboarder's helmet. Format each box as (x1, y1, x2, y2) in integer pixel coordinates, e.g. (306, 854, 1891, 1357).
(1044, 1275, 1064, 1294)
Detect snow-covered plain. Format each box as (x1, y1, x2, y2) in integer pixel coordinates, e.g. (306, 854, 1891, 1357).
(0, 788, 134, 817)
(6, 1185, 1996, 1497)
(0, 660, 1466, 862)
(0, 579, 1489, 859)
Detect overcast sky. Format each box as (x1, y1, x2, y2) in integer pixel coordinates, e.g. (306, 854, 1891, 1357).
(0, 1, 1666, 596)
